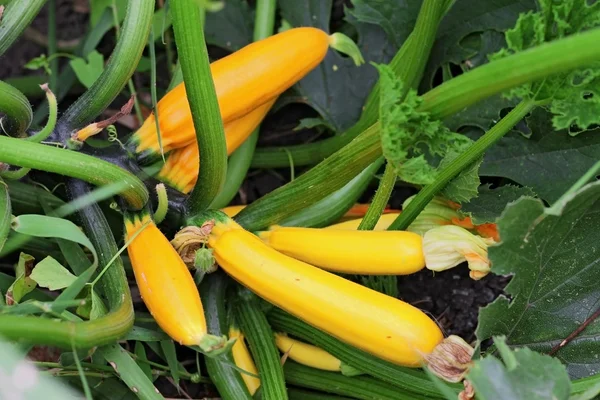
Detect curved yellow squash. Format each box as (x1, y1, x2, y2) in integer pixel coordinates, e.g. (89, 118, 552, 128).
(131, 27, 329, 156)
(275, 333, 341, 372)
(200, 212, 443, 367)
(125, 213, 207, 345)
(229, 327, 261, 395)
(258, 225, 425, 275)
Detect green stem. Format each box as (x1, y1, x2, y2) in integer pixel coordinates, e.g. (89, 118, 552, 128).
(171, 0, 228, 214)
(55, 0, 153, 136)
(278, 158, 384, 228)
(0, 177, 10, 254)
(48, 0, 58, 91)
(389, 99, 536, 231)
(288, 389, 353, 400)
(235, 291, 287, 400)
(0, 136, 148, 209)
(0, 181, 134, 348)
(26, 84, 57, 143)
(153, 183, 168, 224)
(357, 163, 396, 230)
(209, 0, 277, 208)
(0, 0, 47, 57)
(283, 361, 421, 400)
(251, 0, 450, 169)
(200, 272, 253, 400)
(148, 27, 164, 160)
(0, 80, 33, 137)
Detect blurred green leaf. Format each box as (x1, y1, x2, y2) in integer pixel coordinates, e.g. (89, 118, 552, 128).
(5, 253, 36, 305)
(460, 184, 536, 224)
(134, 342, 154, 382)
(24, 54, 50, 75)
(204, 0, 254, 52)
(69, 51, 105, 89)
(76, 286, 108, 320)
(160, 340, 180, 387)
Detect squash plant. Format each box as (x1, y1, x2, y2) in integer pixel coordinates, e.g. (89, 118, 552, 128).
(2, 0, 600, 399)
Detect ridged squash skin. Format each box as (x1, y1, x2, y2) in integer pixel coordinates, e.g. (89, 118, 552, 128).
(229, 327, 261, 395)
(130, 27, 329, 156)
(193, 211, 443, 367)
(275, 333, 341, 371)
(258, 225, 425, 275)
(125, 213, 207, 345)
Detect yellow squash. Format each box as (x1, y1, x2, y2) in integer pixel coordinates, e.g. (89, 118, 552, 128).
(156, 99, 274, 194)
(187, 211, 443, 367)
(275, 333, 341, 372)
(258, 225, 425, 275)
(125, 213, 223, 350)
(221, 205, 247, 218)
(229, 326, 261, 395)
(129, 27, 332, 157)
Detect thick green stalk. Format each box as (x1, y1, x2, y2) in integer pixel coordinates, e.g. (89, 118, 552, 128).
(171, 0, 227, 214)
(237, 27, 600, 231)
(283, 362, 424, 400)
(234, 123, 381, 231)
(200, 272, 253, 400)
(0, 181, 134, 348)
(48, 0, 58, 91)
(235, 292, 287, 400)
(0, 177, 10, 253)
(357, 163, 396, 230)
(0, 80, 33, 137)
(388, 100, 535, 230)
(55, 0, 153, 136)
(251, 0, 450, 169)
(0, 0, 47, 57)
(212, 0, 278, 207)
(0, 136, 148, 209)
(288, 389, 353, 400)
(278, 158, 384, 228)
(268, 308, 459, 397)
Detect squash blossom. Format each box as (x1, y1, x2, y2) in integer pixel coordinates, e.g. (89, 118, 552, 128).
(422, 225, 495, 280)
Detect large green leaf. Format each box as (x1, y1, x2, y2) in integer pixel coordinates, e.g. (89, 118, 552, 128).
(461, 184, 536, 224)
(277, 0, 411, 131)
(476, 109, 600, 203)
(204, 0, 254, 52)
(468, 337, 571, 400)
(476, 179, 600, 378)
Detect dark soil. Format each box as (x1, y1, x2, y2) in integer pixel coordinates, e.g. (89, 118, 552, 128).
(3, 0, 509, 395)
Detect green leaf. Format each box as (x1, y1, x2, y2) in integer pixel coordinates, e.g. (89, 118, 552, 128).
(571, 382, 600, 400)
(476, 108, 600, 203)
(294, 117, 335, 132)
(69, 51, 105, 89)
(476, 179, 600, 378)
(277, 0, 402, 131)
(160, 340, 180, 388)
(24, 54, 50, 75)
(439, 152, 482, 204)
(468, 337, 571, 400)
(123, 326, 170, 342)
(11, 214, 98, 269)
(134, 342, 154, 382)
(460, 184, 537, 224)
(377, 63, 472, 185)
(550, 67, 600, 132)
(29, 257, 76, 291)
(76, 286, 108, 320)
(5, 253, 36, 305)
(204, 0, 254, 52)
(90, 0, 126, 27)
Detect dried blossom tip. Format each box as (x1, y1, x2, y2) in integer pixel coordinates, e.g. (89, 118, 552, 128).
(171, 225, 211, 267)
(403, 195, 462, 236)
(425, 335, 474, 383)
(423, 225, 494, 279)
(459, 380, 475, 400)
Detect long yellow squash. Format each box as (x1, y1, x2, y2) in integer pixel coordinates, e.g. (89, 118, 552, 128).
(275, 333, 341, 372)
(324, 213, 401, 231)
(229, 326, 261, 395)
(129, 27, 332, 157)
(125, 213, 223, 350)
(156, 99, 275, 194)
(186, 211, 443, 367)
(258, 225, 425, 275)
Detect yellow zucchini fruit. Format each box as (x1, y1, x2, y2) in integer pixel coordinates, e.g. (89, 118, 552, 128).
(275, 333, 341, 372)
(156, 99, 275, 193)
(258, 225, 425, 275)
(221, 205, 247, 218)
(129, 27, 332, 157)
(325, 213, 401, 231)
(229, 326, 261, 395)
(125, 213, 224, 350)
(186, 211, 443, 367)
